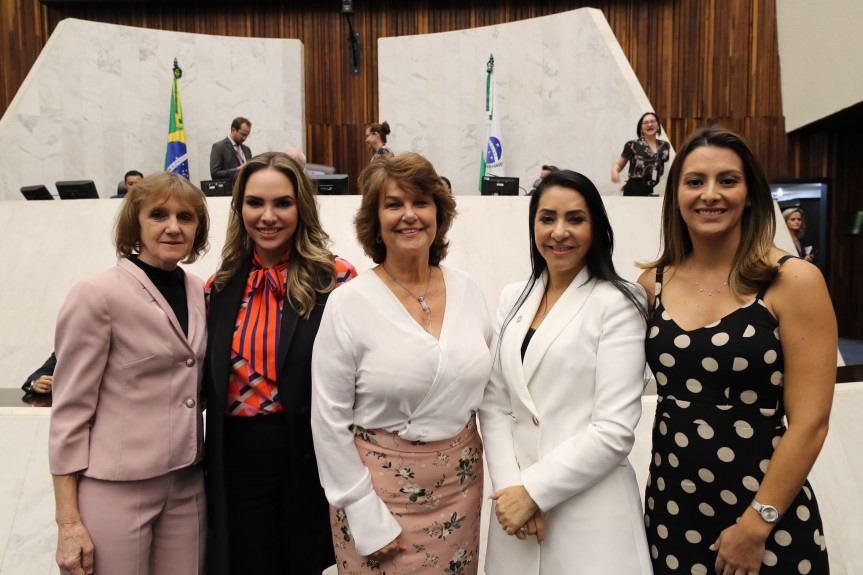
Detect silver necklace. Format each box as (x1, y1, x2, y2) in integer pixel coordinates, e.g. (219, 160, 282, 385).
(382, 264, 433, 332)
(695, 279, 728, 296)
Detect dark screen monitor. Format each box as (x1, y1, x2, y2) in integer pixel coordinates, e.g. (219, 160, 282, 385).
(481, 176, 519, 196)
(20, 185, 54, 200)
(201, 179, 232, 197)
(311, 174, 350, 195)
(56, 180, 99, 200)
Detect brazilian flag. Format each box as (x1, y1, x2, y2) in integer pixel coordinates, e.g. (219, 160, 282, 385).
(165, 61, 190, 179)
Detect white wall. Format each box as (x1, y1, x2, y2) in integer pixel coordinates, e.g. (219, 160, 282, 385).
(0, 19, 305, 200)
(378, 8, 674, 196)
(776, 0, 863, 131)
(0, 196, 796, 389)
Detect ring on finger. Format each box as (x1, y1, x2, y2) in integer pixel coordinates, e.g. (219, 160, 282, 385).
(519, 524, 529, 532)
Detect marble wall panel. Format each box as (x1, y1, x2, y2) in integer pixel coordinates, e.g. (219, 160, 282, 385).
(0, 19, 304, 201)
(0, 196, 796, 390)
(378, 8, 673, 196)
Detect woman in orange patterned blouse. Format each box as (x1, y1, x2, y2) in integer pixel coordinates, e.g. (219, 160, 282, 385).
(203, 152, 356, 575)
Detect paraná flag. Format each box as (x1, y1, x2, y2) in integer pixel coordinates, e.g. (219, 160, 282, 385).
(479, 54, 504, 190)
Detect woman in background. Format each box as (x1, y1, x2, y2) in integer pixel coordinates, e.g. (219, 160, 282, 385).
(639, 126, 834, 574)
(480, 169, 652, 574)
(312, 153, 492, 574)
(612, 111, 671, 196)
(365, 121, 394, 161)
(50, 173, 209, 574)
(782, 207, 815, 261)
(204, 152, 356, 575)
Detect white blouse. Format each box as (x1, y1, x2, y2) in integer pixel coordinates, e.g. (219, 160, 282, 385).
(311, 265, 492, 556)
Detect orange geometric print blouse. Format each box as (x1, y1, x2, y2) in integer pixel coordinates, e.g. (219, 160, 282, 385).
(205, 248, 357, 416)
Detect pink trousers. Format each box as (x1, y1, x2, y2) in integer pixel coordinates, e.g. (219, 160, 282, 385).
(78, 464, 206, 575)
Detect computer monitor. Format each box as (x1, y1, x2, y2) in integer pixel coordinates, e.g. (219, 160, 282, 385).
(56, 180, 99, 200)
(481, 176, 519, 196)
(311, 174, 350, 195)
(200, 179, 232, 197)
(20, 185, 54, 200)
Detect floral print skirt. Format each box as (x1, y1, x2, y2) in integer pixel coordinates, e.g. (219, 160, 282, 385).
(330, 416, 483, 575)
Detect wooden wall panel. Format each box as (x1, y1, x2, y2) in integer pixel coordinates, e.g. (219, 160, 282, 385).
(1, 0, 861, 338)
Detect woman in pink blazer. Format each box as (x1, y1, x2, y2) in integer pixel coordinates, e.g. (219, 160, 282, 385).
(49, 172, 210, 575)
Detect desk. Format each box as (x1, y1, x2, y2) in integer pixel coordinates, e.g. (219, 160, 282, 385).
(2, 383, 861, 574)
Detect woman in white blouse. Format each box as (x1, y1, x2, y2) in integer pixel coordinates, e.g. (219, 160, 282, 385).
(312, 153, 492, 574)
(479, 170, 653, 574)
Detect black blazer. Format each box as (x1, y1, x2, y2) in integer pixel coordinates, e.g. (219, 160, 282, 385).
(203, 259, 334, 575)
(209, 137, 252, 184)
(22, 352, 56, 393)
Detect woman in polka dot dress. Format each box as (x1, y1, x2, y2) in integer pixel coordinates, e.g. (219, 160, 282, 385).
(637, 126, 836, 575)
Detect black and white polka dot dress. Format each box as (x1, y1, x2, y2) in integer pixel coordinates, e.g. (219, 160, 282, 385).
(644, 264, 830, 574)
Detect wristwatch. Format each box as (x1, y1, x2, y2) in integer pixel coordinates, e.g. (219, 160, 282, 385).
(750, 499, 782, 523)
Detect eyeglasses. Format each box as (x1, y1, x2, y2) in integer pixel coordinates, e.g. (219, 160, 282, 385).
(641, 120, 658, 126)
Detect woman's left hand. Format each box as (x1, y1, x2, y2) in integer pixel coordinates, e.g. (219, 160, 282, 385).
(490, 485, 539, 535)
(710, 522, 768, 575)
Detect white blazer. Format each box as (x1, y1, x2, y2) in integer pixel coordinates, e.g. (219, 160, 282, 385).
(479, 268, 653, 574)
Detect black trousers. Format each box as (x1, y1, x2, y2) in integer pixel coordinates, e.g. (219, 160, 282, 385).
(622, 178, 655, 196)
(223, 413, 295, 574)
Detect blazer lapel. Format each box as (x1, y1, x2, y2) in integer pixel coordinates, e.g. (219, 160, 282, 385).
(118, 259, 192, 351)
(208, 259, 251, 405)
(276, 299, 300, 376)
(500, 278, 545, 416)
(522, 267, 596, 383)
(182, 269, 205, 352)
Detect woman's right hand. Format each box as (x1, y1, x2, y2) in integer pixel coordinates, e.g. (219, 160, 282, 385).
(56, 519, 94, 575)
(368, 534, 407, 563)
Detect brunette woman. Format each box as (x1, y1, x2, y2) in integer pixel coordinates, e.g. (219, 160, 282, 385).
(612, 112, 671, 196)
(639, 127, 835, 574)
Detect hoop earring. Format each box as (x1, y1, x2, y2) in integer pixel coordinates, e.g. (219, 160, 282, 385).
(376, 235, 382, 244)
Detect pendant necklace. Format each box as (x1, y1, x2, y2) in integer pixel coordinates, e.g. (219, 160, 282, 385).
(382, 264, 433, 332)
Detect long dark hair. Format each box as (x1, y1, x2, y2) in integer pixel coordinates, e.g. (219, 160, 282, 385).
(497, 170, 647, 357)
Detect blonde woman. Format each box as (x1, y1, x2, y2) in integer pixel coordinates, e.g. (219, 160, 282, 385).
(204, 152, 356, 575)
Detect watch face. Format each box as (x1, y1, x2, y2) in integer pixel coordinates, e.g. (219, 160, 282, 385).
(761, 506, 780, 522)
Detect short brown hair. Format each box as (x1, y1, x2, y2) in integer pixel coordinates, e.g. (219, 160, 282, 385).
(114, 172, 209, 264)
(355, 153, 456, 265)
(231, 117, 251, 131)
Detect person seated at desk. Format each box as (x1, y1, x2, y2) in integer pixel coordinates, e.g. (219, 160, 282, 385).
(285, 146, 326, 175)
(112, 170, 143, 199)
(210, 117, 252, 186)
(22, 352, 56, 394)
(528, 164, 558, 195)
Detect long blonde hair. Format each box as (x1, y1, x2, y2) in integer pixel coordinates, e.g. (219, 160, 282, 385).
(212, 152, 337, 319)
(641, 126, 778, 297)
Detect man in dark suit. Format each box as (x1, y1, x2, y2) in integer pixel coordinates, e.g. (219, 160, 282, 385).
(22, 352, 56, 394)
(209, 117, 252, 186)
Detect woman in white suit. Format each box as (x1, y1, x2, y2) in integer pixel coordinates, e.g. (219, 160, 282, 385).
(480, 169, 653, 574)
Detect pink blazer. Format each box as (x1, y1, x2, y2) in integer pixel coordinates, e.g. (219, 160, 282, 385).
(49, 258, 207, 481)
